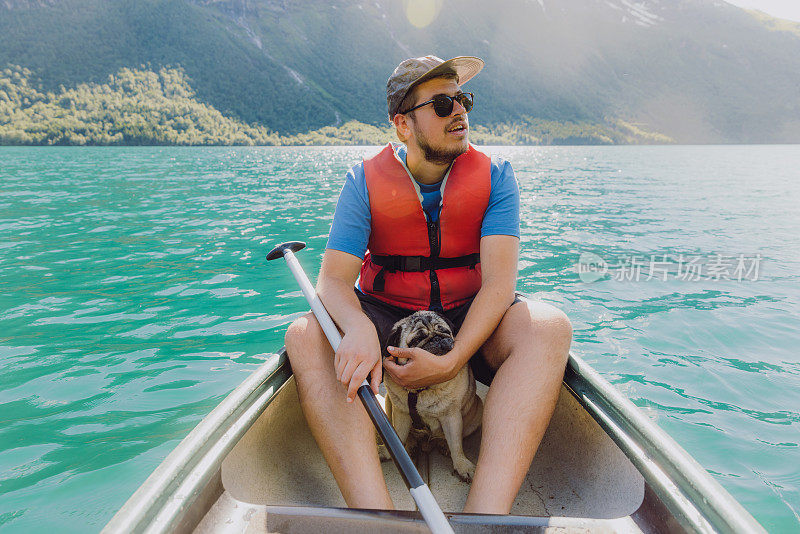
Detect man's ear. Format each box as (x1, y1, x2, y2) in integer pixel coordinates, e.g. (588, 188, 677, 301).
(393, 113, 411, 143)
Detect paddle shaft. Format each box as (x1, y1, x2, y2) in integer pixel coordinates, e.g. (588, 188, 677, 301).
(275, 246, 454, 534)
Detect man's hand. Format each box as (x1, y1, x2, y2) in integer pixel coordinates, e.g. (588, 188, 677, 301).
(383, 346, 458, 389)
(334, 321, 382, 403)
(317, 249, 383, 403)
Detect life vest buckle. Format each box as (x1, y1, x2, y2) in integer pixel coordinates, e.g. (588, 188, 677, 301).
(405, 256, 422, 271)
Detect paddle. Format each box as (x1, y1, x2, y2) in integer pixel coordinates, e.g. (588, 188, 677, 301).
(267, 241, 454, 534)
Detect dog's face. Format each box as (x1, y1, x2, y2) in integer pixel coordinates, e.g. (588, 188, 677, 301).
(386, 311, 455, 364)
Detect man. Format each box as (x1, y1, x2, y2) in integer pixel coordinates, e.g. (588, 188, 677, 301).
(284, 55, 572, 514)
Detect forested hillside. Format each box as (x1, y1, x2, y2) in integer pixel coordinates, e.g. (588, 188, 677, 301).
(2, 0, 800, 144)
(1, 65, 671, 145)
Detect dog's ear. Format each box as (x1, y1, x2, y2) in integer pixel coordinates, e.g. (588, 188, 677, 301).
(439, 313, 457, 336)
(384, 324, 402, 359)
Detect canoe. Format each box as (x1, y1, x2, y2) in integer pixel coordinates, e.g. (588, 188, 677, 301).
(103, 296, 765, 533)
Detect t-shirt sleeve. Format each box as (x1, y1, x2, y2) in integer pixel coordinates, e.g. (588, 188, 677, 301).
(481, 158, 520, 238)
(325, 162, 371, 259)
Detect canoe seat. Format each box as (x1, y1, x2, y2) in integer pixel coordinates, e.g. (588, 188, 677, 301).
(194, 498, 647, 533)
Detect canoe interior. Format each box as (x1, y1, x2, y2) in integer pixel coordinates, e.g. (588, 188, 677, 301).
(190, 377, 664, 533)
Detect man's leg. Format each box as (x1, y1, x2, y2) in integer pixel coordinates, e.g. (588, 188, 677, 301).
(284, 312, 393, 509)
(463, 300, 572, 513)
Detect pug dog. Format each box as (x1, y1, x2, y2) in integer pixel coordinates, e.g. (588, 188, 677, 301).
(381, 310, 483, 482)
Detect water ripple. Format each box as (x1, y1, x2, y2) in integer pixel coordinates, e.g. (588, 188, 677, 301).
(0, 145, 798, 532)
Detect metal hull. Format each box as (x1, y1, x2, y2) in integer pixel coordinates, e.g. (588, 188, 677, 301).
(104, 317, 764, 533)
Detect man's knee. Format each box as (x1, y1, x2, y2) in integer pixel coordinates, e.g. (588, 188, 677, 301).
(526, 301, 572, 338)
(525, 301, 572, 363)
(284, 312, 332, 372)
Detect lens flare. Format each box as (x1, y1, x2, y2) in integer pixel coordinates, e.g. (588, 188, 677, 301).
(405, 0, 442, 28)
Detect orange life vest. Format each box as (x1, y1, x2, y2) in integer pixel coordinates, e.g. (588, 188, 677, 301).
(359, 143, 491, 311)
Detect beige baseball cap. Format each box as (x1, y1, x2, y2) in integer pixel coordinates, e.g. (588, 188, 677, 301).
(386, 55, 484, 120)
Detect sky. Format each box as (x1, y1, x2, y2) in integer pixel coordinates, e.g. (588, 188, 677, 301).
(723, 0, 800, 22)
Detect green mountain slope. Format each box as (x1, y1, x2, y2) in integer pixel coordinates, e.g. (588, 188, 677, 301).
(2, 0, 800, 143)
(0, 64, 281, 144)
(0, 64, 671, 145)
(0, 0, 338, 133)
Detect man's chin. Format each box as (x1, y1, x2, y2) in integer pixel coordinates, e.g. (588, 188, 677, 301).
(448, 137, 469, 158)
(448, 131, 468, 145)
(414, 131, 469, 165)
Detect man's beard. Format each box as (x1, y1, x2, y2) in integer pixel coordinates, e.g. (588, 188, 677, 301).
(412, 126, 468, 165)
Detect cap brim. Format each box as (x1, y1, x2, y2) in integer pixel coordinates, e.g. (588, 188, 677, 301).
(415, 56, 485, 89)
(390, 56, 485, 118)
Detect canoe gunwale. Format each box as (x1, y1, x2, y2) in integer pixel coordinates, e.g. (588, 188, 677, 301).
(564, 352, 765, 533)
(101, 352, 292, 534)
(102, 342, 765, 534)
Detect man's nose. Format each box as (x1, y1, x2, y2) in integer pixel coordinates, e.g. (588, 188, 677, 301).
(451, 98, 467, 116)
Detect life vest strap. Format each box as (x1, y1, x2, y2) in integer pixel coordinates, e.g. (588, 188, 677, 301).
(370, 253, 480, 293)
(371, 253, 480, 272)
(408, 390, 426, 430)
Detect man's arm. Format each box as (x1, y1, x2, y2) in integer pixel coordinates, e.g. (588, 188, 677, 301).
(384, 235, 519, 388)
(447, 158, 520, 371)
(447, 234, 518, 370)
(317, 162, 380, 402)
(317, 249, 383, 402)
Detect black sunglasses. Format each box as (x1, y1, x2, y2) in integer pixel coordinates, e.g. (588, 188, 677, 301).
(401, 92, 474, 117)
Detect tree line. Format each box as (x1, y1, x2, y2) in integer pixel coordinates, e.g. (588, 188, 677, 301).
(0, 65, 671, 146)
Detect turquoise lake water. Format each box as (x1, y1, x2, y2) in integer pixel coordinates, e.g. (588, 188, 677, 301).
(0, 145, 798, 532)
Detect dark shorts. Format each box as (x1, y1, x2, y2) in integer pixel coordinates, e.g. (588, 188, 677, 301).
(355, 288, 523, 385)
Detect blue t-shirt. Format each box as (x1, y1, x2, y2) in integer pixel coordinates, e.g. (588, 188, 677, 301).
(418, 180, 444, 222)
(326, 143, 520, 259)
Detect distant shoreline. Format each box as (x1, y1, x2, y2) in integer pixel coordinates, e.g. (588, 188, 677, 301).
(6, 142, 800, 148)
(1, 65, 673, 147)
